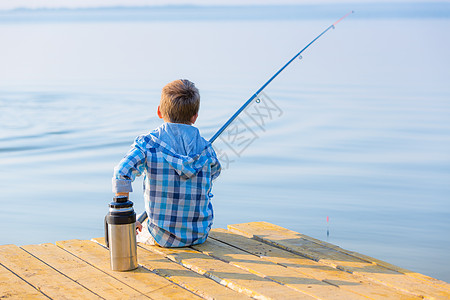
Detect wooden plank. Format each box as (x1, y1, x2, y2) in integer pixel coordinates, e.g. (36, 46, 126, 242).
(92, 237, 250, 300)
(192, 235, 368, 300)
(343, 247, 450, 288)
(0, 244, 100, 299)
(229, 221, 450, 300)
(22, 243, 147, 299)
(139, 242, 316, 300)
(56, 239, 200, 299)
(0, 263, 49, 299)
(231, 221, 449, 289)
(209, 228, 422, 300)
(229, 222, 373, 265)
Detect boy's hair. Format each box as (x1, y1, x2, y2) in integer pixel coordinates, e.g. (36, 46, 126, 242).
(160, 79, 200, 124)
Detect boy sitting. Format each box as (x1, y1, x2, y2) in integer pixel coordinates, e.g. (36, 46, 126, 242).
(112, 79, 221, 247)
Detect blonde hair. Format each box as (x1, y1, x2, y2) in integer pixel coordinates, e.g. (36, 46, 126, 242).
(160, 79, 200, 124)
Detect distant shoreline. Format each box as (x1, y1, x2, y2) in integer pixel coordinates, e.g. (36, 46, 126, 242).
(1, 3, 449, 23)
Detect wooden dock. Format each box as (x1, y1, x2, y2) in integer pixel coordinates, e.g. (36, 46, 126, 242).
(1, 221, 449, 299)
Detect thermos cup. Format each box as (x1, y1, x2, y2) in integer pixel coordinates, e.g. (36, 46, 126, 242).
(104, 196, 138, 271)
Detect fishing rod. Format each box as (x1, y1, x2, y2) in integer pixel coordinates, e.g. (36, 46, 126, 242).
(209, 10, 354, 143)
(137, 11, 354, 225)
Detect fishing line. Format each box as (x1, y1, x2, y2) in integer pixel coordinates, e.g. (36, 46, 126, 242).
(209, 10, 354, 144)
(137, 11, 354, 224)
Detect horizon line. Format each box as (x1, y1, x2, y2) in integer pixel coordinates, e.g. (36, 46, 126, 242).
(1, 1, 450, 12)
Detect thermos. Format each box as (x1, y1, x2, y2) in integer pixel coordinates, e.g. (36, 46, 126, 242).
(104, 196, 138, 271)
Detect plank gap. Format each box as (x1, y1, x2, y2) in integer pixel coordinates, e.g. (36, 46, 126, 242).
(209, 233, 347, 293)
(0, 262, 52, 300)
(193, 239, 293, 285)
(198, 236, 365, 300)
(228, 222, 450, 299)
(19, 246, 106, 300)
(139, 244, 282, 300)
(91, 238, 206, 299)
(55, 242, 153, 299)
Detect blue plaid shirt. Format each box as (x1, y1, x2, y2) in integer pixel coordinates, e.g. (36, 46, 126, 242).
(112, 123, 221, 247)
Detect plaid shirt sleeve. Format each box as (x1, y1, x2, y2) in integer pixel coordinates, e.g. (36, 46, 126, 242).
(211, 157, 221, 181)
(112, 137, 147, 193)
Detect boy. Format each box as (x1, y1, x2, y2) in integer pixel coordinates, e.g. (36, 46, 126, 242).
(112, 79, 221, 247)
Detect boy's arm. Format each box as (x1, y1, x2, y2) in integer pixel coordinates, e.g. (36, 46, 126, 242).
(112, 138, 147, 233)
(112, 138, 147, 194)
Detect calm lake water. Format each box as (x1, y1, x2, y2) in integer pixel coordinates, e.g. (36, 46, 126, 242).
(1, 4, 449, 282)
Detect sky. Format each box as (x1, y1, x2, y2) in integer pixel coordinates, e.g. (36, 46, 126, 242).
(1, 0, 449, 10)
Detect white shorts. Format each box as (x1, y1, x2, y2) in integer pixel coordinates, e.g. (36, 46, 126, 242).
(136, 221, 156, 245)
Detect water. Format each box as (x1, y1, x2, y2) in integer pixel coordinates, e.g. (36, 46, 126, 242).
(1, 5, 449, 282)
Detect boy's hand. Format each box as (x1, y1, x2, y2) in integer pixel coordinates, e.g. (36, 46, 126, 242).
(136, 220, 142, 235)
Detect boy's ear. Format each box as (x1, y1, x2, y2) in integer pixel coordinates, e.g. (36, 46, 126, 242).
(190, 113, 198, 125)
(157, 106, 163, 119)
